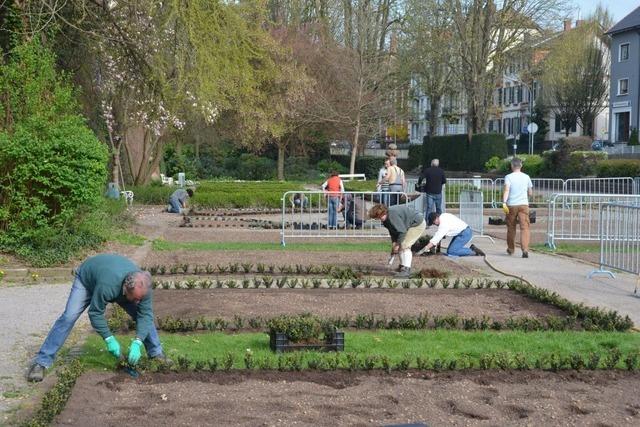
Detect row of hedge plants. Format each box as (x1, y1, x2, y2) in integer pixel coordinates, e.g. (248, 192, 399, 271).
(149, 276, 512, 290)
(134, 348, 638, 373)
(149, 313, 588, 334)
(144, 262, 373, 277)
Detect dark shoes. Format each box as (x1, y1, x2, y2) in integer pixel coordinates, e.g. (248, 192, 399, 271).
(506, 249, 514, 256)
(469, 244, 485, 257)
(27, 363, 45, 382)
(395, 266, 411, 278)
(522, 252, 529, 258)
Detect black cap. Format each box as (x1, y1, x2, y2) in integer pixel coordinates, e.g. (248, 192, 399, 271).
(427, 212, 439, 226)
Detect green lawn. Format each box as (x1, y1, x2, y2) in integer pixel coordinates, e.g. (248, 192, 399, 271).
(152, 239, 388, 252)
(80, 330, 640, 370)
(533, 242, 639, 254)
(112, 232, 147, 246)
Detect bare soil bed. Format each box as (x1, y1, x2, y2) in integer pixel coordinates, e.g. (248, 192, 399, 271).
(55, 370, 640, 426)
(152, 289, 567, 321)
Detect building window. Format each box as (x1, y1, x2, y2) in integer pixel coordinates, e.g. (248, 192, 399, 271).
(555, 118, 561, 133)
(619, 43, 629, 61)
(618, 78, 629, 96)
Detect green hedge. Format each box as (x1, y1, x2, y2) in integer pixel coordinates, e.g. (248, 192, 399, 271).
(423, 133, 507, 172)
(485, 154, 545, 177)
(566, 151, 608, 177)
(597, 159, 640, 177)
(132, 181, 306, 209)
(333, 156, 384, 179)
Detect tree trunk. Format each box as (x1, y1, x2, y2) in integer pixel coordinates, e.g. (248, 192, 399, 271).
(350, 114, 361, 175)
(277, 142, 286, 181)
(429, 98, 439, 136)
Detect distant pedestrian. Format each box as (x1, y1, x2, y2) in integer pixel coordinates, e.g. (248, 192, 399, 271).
(502, 157, 533, 258)
(292, 193, 309, 210)
(417, 158, 447, 217)
(418, 212, 484, 257)
(321, 171, 344, 229)
(369, 203, 426, 277)
(167, 188, 194, 213)
(342, 193, 366, 229)
(377, 158, 390, 205)
(386, 157, 406, 206)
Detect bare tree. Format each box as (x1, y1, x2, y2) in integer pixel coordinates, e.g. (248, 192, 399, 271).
(541, 20, 609, 137)
(399, 0, 457, 136)
(444, 0, 569, 139)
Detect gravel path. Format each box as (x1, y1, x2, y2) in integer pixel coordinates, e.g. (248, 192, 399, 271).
(0, 282, 89, 423)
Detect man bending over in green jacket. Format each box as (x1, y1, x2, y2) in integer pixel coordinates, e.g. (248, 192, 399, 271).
(27, 254, 168, 382)
(369, 203, 426, 278)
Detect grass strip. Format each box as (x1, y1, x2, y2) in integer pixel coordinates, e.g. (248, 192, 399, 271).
(80, 330, 640, 370)
(532, 242, 640, 254)
(152, 239, 387, 252)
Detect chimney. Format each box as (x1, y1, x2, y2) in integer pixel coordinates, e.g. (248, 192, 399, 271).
(563, 19, 572, 31)
(576, 19, 585, 27)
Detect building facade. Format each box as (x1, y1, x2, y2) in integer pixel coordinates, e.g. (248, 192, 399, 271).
(606, 6, 640, 143)
(409, 19, 610, 145)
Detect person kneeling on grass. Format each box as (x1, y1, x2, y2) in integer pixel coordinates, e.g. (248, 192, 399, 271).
(369, 203, 426, 278)
(417, 212, 485, 257)
(27, 254, 170, 382)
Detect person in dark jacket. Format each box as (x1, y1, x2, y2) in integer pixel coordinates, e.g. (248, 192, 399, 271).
(27, 254, 168, 382)
(369, 203, 426, 277)
(417, 158, 446, 217)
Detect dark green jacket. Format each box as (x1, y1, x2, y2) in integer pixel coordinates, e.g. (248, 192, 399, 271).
(76, 254, 153, 341)
(382, 204, 423, 243)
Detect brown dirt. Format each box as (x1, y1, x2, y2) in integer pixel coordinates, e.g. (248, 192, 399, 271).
(152, 289, 567, 321)
(55, 370, 640, 426)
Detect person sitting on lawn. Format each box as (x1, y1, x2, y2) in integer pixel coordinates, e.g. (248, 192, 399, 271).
(167, 188, 194, 214)
(418, 212, 484, 257)
(27, 254, 169, 382)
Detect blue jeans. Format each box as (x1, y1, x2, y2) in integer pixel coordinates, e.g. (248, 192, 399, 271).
(35, 276, 163, 368)
(328, 197, 340, 228)
(425, 193, 443, 217)
(168, 196, 181, 213)
(446, 227, 474, 257)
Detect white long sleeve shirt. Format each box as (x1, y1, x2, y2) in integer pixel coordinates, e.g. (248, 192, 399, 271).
(429, 213, 469, 245)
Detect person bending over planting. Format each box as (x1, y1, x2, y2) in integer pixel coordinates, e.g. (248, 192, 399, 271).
(417, 212, 485, 257)
(27, 254, 169, 382)
(167, 187, 194, 214)
(369, 203, 426, 278)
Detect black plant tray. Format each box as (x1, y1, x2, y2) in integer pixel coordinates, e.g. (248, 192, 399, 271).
(269, 331, 344, 353)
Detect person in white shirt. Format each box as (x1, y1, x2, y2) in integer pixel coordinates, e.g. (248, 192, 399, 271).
(502, 157, 533, 258)
(418, 212, 484, 257)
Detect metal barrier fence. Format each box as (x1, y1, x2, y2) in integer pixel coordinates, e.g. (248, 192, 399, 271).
(459, 190, 494, 242)
(546, 193, 640, 249)
(280, 191, 410, 245)
(588, 203, 640, 281)
(408, 176, 638, 208)
(564, 177, 635, 195)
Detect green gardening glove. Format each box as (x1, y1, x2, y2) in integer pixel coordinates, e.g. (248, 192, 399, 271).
(104, 336, 121, 358)
(128, 339, 143, 365)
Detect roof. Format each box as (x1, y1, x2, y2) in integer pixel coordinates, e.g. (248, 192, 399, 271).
(606, 6, 640, 35)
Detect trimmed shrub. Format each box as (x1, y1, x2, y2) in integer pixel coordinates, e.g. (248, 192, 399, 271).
(566, 151, 608, 177)
(629, 128, 639, 146)
(485, 155, 544, 177)
(423, 133, 506, 172)
(317, 159, 347, 175)
(596, 159, 640, 177)
(406, 145, 423, 171)
(469, 133, 508, 172)
(333, 156, 384, 179)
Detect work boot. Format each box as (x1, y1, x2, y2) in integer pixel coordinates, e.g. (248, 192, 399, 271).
(395, 264, 403, 273)
(395, 266, 411, 278)
(27, 363, 45, 382)
(470, 244, 485, 257)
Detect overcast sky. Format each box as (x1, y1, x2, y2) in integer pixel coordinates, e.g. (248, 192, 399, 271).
(573, 0, 639, 23)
